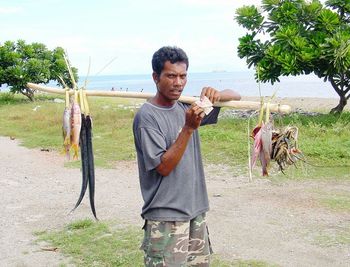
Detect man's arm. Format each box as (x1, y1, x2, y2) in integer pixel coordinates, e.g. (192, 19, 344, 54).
(156, 105, 204, 177)
(200, 87, 241, 103)
(156, 88, 240, 177)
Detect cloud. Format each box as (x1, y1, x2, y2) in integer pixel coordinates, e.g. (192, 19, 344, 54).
(0, 6, 22, 14)
(179, 0, 262, 7)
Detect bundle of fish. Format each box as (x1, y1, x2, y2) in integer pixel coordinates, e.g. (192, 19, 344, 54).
(250, 102, 303, 176)
(61, 56, 98, 220)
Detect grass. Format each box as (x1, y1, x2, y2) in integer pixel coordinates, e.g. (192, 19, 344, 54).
(0, 92, 349, 178)
(201, 111, 350, 180)
(313, 224, 350, 247)
(320, 193, 350, 212)
(3, 93, 347, 265)
(35, 219, 144, 266)
(35, 219, 277, 267)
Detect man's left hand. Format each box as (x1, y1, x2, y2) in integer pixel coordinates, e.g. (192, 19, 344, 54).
(200, 87, 220, 104)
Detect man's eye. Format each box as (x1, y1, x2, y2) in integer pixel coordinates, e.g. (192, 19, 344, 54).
(180, 75, 187, 79)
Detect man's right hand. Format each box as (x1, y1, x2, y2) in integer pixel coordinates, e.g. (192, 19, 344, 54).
(185, 104, 205, 131)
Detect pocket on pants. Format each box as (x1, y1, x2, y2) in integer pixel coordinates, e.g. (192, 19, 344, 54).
(141, 220, 167, 258)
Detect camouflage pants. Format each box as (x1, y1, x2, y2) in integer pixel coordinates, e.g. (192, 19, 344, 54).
(140, 213, 213, 267)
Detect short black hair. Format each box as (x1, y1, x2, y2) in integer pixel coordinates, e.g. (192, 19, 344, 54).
(152, 46, 189, 75)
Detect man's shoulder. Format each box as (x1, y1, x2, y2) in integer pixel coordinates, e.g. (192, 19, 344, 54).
(133, 103, 159, 128)
(135, 102, 153, 116)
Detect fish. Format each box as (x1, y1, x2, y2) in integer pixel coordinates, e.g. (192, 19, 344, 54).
(85, 114, 97, 220)
(70, 91, 98, 220)
(70, 113, 89, 214)
(251, 123, 263, 170)
(62, 90, 72, 159)
(62, 107, 71, 159)
(260, 122, 273, 176)
(70, 99, 81, 160)
(271, 126, 303, 173)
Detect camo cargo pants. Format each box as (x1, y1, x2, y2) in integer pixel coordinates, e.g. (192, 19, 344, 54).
(140, 213, 213, 267)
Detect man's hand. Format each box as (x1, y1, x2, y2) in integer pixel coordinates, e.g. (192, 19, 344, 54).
(200, 87, 241, 103)
(156, 104, 204, 177)
(185, 104, 205, 131)
(200, 87, 221, 104)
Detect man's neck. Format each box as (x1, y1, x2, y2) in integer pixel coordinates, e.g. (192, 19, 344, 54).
(149, 95, 177, 107)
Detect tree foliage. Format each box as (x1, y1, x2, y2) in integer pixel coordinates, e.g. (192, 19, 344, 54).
(235, 0, 350, 113)
(0, 40, 78, 101)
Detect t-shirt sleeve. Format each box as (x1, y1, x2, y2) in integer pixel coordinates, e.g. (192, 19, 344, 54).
(201, 107, 221, 126)
(139, 127, 166, 171)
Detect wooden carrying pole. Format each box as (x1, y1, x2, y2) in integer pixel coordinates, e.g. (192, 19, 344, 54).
(27, 83, 292, 114)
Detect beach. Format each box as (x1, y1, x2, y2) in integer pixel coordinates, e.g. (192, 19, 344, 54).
(242, 96, 349, 113)
(1, 135, 349, 267)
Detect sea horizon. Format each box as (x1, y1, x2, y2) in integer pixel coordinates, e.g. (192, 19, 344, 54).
(79, 70, 338, 99)
(1, 70, 339, 99)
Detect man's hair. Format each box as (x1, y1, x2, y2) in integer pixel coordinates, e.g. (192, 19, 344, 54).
(152, 46, 189, 75)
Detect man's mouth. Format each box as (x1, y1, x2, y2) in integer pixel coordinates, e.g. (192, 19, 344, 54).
(170, 88, 183, 94)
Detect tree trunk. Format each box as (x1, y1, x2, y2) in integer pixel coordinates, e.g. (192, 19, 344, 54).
(329, 76, 349, 114)
(20, 88, 35, 101)
(330, 95, 347, 114)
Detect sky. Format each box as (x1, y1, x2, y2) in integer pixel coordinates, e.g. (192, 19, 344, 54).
(0, 0, 266, 76)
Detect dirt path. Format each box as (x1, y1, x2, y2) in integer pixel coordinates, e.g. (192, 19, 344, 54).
(1, 136, 349, 267)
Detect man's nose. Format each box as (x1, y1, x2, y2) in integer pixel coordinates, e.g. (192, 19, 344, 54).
(174, 76, 182, 85)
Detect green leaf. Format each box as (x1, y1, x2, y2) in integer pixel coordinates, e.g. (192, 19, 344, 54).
(235, 5, 264, 31)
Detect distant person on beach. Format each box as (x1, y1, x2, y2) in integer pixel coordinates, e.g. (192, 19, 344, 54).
(111, 87, 115, 91)
(132, 46, 241, 266)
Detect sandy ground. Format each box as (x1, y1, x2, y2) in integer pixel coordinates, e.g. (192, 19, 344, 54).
(242, 96, 350, 113)
(1, 97, 349, 267)
(1, 137, 350, 267)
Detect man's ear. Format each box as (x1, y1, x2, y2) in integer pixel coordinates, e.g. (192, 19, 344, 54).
(152, 72, 159, 84)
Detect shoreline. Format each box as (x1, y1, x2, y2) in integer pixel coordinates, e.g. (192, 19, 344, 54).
(241, 96, 348, 112)
(0, 91, 348, 113)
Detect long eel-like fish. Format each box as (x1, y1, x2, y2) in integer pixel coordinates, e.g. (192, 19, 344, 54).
(64, 55, 97, 219)
(85, 114, 97, 220)
(70, 90, 97, 220)
(70, 113, 89, 214)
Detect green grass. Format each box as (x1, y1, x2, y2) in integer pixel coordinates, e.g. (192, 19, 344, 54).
(313, 224, 350, 247)
(320, 193, 350, 212)
(200, 111, 350, 180)
(35, 219, 144, 266)
(212, 255, 279, 267)
(0, 92, 349, 179)
(35, 219, 277, 267)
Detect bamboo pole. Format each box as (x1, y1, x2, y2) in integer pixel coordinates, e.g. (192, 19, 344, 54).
(27, 83, 292, 114)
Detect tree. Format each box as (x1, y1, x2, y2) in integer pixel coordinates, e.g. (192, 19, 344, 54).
(235, 0, 350, 113)
(0, 40, 78, 101)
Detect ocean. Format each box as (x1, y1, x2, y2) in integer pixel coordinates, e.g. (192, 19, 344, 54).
(80, 71, 338, 99)
(1, 71, 339, 99)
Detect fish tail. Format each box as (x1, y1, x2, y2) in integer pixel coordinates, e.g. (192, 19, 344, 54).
(71, 144, 79, 160)
(86, 118, 98, 220)
(259, 149, 269, 176)
(70, 117, 88, 215)
(65, 149, 71, 160)
(63, 135, 71, 146)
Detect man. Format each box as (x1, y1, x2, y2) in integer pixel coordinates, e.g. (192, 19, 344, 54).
(133, 46, 241, 266)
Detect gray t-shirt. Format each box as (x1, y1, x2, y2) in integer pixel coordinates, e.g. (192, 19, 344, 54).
(133, 101, 220, 221)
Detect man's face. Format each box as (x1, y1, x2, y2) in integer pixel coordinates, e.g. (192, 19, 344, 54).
(153, 61, 187, 105)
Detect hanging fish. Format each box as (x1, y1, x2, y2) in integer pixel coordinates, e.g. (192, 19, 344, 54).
(70, 110, 89, 215)
(70, 88, 98, 220)
(250, 95, 303, 176)
(271, 126, 303, 173)
(85, 113, 97, 219)
(62, 90, 72, 159)
(251, 123, 263, 170)
(64, 55, 97, 219)
(250, 99, 273, 176)
(83, 90, 97, 220)
(70, 90, 81, 160)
